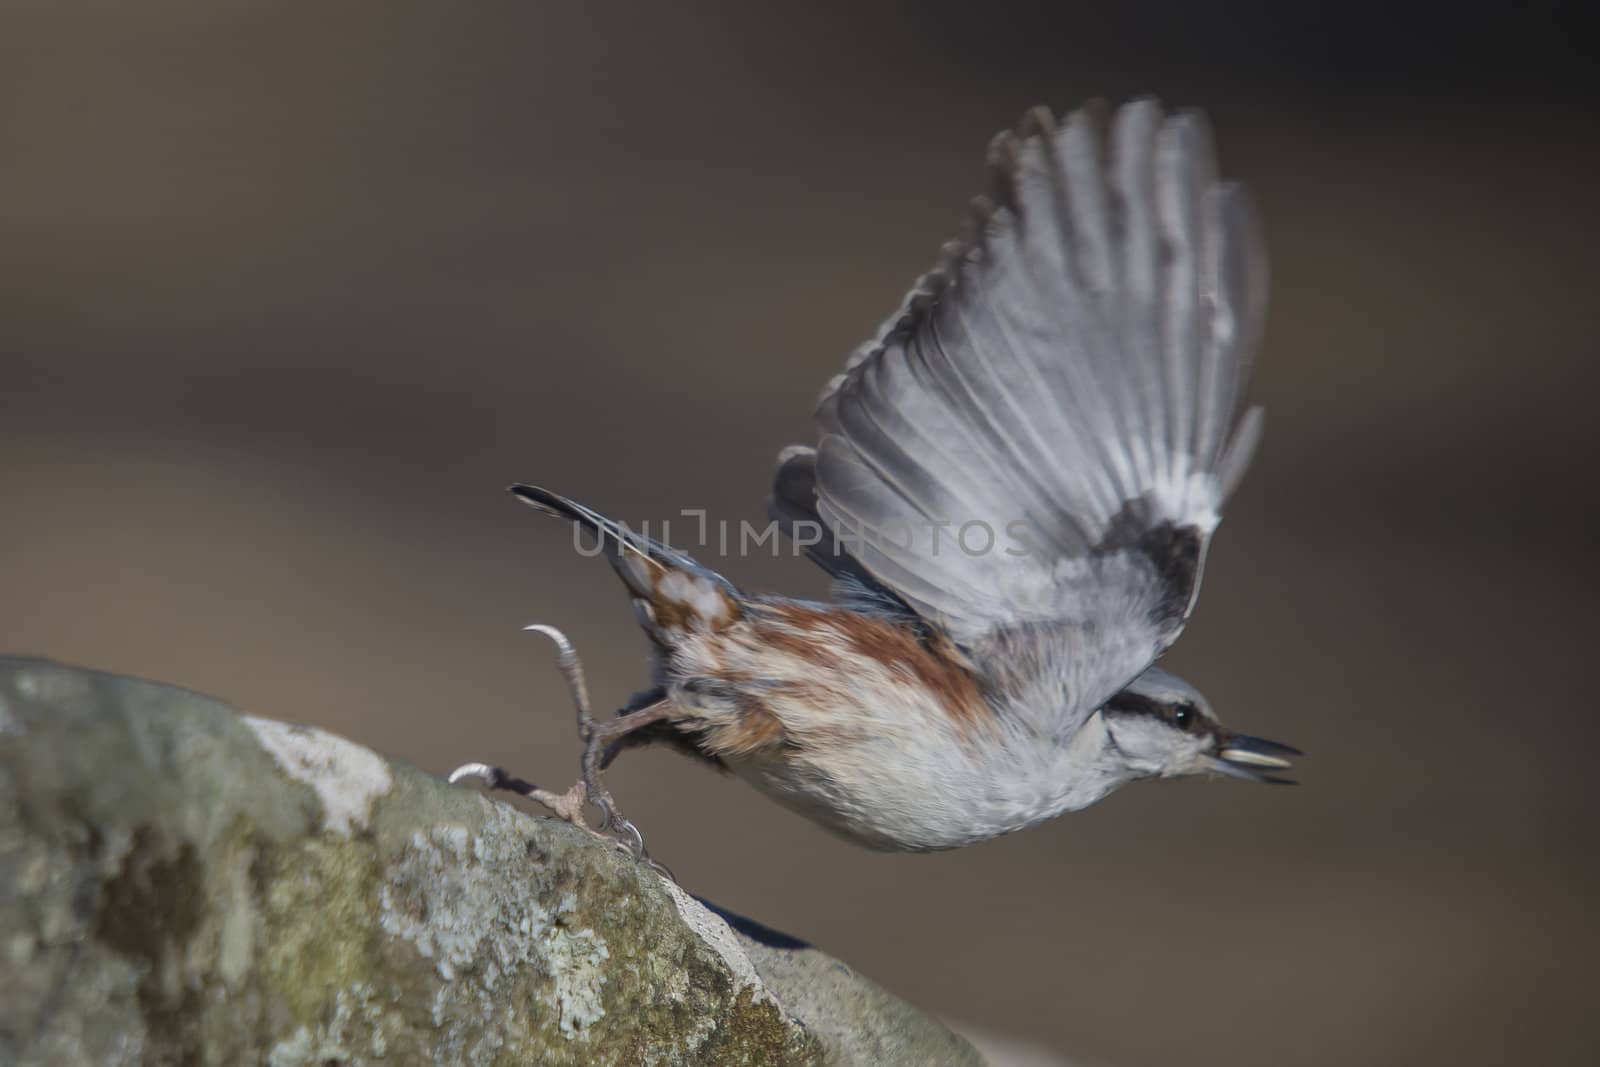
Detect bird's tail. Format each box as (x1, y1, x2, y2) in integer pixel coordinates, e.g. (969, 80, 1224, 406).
(510, 484, 742, 639)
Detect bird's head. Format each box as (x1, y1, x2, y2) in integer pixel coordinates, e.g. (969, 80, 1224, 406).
(1101, 667, 1299, 784)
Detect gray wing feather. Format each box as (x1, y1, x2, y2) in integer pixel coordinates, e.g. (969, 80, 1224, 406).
(794, 99, 1266, 728)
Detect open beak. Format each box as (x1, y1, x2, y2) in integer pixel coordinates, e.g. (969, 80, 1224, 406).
(1208, 733, 1302, 785)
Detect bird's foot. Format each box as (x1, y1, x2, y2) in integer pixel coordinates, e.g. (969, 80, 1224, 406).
(445, 761, 646, 858)
(446, 623, 674, 878)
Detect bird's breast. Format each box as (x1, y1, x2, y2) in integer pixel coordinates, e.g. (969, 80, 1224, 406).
(658, 600, 1088, 849)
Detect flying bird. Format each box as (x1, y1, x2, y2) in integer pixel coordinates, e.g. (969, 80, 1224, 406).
(451, 98, 1298, 855)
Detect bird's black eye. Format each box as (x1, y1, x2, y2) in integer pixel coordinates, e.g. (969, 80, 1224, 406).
(1171, 705, 1196, 731)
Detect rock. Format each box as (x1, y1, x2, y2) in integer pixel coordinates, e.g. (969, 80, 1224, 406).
(0, 657, 981, 1066)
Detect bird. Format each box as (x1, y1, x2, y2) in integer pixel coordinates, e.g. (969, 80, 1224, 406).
(450, 98, 1299, 856)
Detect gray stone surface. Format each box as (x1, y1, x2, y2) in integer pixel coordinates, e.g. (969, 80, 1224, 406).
(0, 656, 981, 1066)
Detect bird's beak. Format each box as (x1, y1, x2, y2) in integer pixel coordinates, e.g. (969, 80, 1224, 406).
(1208, 733, 1302, 785)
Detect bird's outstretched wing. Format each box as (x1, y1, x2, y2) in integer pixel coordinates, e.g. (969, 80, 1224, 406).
(773, 99, 1265, 732)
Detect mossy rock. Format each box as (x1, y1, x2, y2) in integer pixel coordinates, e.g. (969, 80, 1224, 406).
(0, 657, 980, 1066)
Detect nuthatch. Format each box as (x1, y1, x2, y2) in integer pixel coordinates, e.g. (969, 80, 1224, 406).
(451, 99, 1299, 859)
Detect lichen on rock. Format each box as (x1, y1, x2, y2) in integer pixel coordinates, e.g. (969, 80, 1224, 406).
(0, 656, 979, 1066)
(243, 716, 393, 836)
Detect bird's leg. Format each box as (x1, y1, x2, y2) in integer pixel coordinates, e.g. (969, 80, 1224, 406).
(599, 687, 671, 770)
(578, 696, 674, 848)
(447, 624, 673, 866)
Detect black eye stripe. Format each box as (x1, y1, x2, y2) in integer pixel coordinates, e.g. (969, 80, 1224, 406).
(1105, 692, 1163, 716)
(1106, 692, 1205, 733)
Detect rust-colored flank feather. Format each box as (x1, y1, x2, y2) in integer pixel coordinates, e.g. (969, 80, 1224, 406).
(692, 601, 994, 754)
(766, 603, 988, 729)
(706, 699, 789, 760)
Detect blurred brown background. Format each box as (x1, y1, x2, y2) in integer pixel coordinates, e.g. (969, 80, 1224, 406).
(3, 3, 1596, 1064)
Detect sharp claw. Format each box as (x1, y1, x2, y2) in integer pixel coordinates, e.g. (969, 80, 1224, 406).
(447, 762, 500, 787)
(522, 623, 594, 730)
(613, 818, 646, 859)
(521, 622, 573, 649)
(586, 791, 617, 833)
